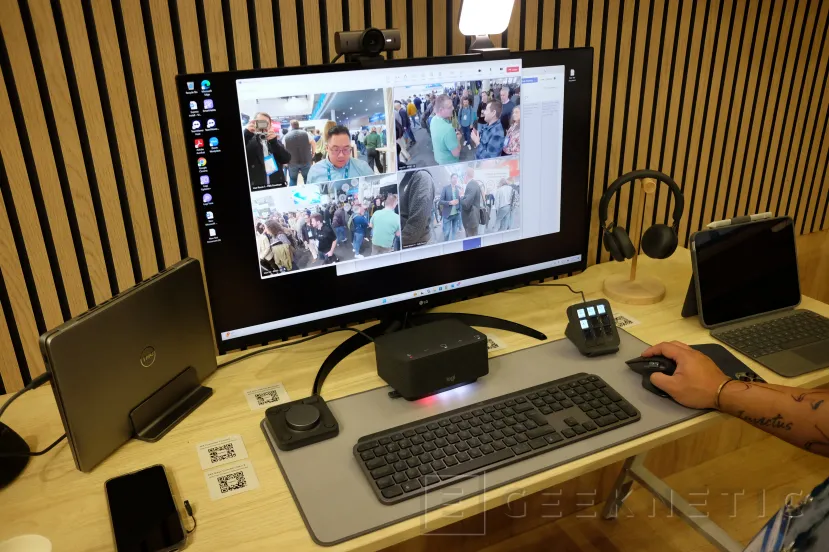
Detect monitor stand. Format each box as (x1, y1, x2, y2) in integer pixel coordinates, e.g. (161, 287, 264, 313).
(129, 366, 213, 442)
(312, 313, 546, 395)
(0, 422, 29, 489)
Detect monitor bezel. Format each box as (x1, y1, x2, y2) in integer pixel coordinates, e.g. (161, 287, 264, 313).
(176, 48, 593, 353)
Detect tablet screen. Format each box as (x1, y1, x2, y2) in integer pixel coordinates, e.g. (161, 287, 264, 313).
(693, 217, 800, 327)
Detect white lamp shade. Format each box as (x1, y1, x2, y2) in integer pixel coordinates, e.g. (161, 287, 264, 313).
(459, 0, 515, 36)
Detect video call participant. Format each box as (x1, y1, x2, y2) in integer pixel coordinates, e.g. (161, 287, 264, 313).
(309, 214, 338, 264)
(471, 100, 505, 160)
(499, 87, 515, 132)
(256, 222, 278, 272)
(477, 91, 489, 125)
(350, 205, 369, 258)
(369, 194, 401, 255)
(503, 106, 521, 156)
(439, 173, 463, 242)
(283, 120, 315, 187)
(459, 97, 475, 148)
(399, 170, 436, 247)
(365, 126, 384, 173)
(493, 178, 514, 231)
(307, 126, 375, 184)
(460, 166, 484, 237)
(244, 112, 292, 188)
(332, 204, 348, 245)
(431, 95, 463, 165)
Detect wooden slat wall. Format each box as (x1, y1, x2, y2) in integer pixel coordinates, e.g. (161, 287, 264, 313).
(1, 0, 828, 392)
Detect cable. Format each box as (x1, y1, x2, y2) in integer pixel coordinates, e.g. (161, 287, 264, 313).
(217, 327, 375, 370)
(0, 372, 67, 458)
(330, 53, 343, 64)
(529, 283, 587, 304)
(184, 500, 197, 534)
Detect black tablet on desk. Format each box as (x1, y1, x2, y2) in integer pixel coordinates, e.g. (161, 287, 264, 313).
(687, 217, 829, 377)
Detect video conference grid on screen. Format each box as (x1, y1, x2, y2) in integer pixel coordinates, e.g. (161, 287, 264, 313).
(235, 59, 564, 280)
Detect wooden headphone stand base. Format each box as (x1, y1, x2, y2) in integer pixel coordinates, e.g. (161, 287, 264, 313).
(602, 178, 666, 305)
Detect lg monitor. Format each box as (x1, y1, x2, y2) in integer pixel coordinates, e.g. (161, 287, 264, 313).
(176, 49, 593, 353)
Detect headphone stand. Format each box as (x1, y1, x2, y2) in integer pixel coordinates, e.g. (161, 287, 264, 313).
(603, 178, 667, 305)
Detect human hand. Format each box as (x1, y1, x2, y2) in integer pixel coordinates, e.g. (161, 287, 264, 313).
(266, 130, 278, 141)
(246, 120, 257, 133)
(450, 199, 459, 205)
(641, 341, 730, 410)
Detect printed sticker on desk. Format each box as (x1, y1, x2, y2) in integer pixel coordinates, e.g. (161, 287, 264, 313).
(486, 334, 509, 353)
(243, 383, 290, 411)
(204, 460, 260, 501)
(614, 311, 641, 329)
(196, 434, 249, 470)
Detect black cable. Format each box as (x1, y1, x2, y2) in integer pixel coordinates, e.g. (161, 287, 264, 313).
(184, 500, 197, 534)
(529, 283, 587, 304)
(0, 372, 67, 458)
(330, 53, 343, 64)
(217, 327, 375, 370)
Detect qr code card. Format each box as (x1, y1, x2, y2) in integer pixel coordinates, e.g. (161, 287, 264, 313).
(204, 460, 260, 501)
(243, 383, 291, 411)
(614, 311, 641, 329)
(485, 334, 509, 353)
(196, 434, 249, 470)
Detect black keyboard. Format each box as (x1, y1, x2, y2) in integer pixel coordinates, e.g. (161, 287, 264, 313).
(353, 373, 640, 504)
(712, 310, 829, 359)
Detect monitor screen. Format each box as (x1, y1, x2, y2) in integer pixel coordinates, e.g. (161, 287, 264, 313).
(177, 50, 593, 352)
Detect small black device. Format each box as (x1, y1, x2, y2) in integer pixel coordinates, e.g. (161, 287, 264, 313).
(690, 216, 829, 377)
(374, 319, 488, 401)
(105, 465, 186, 552)
(625, 355, 677, 398)
(265, 395, 339, 451)
(565, 299, 620, 356)
(353, 373, 640, 504)
(600, 170, 684, 261)
(334, 28, 401, 59)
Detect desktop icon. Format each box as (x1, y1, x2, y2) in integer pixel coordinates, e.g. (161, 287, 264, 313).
(201, 79, 211, 90)
(570, 69, 575, 77)
(208, 137, 219, 148)
(197, 157, 207, 167)
(208, 229, 216, 237)
(186, 81, 195, 90)
(194, 138, 204, 148)
(439, 286, 443, 291)
(204, 99, 214, 109)
(189, 100, 198, 110)
(191, 120, 201, 130)
(200, 175, 210, 185)
(206, 119, 216, 129)
(382, 298, 387, 304)
(450, 284, 455, 288)
(206, 211, 214, 220)
(202, 193, 212, 203)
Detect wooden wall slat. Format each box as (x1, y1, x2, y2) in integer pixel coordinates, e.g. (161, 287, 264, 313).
(253, 0, 278, 68)
(61, 0, 135, 293)
(90, 0, 159, 280)
(229, 0, 254, 70)
(325, 0, 343, 63)
(28, 0, 111, 306)
(2, 0, 829, 389)
(0, 271, 24, 389)
(1, 3, 88, 317)
(148, 0, 203, 267)
(120, 0, 182, 268)
(278, 0, 301, 66)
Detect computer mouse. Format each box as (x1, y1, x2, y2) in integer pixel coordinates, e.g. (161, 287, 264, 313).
(625, 355, 677, 398)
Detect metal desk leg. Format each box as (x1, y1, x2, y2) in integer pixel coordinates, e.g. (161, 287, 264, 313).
(601, 453, 744, 552)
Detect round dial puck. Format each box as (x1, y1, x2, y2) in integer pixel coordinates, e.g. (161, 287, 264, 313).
(285, 404, 321, 431)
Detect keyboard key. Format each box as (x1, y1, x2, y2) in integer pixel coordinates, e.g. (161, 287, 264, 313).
(503, 436, 517, 447)
(514, 414, 528, 422)
(373, 446, 385, 457)
(444, 456, 459, 466)
(423, 442, 436, 452)
(615, 411, 629, 420)
(357, 440, 378, 452)
(434, 428, 448, 438)
(361, 451, 375, 461)
(372, 465, 394, 479)
(456, 452, 471, 462)
(423, 432, 436, 441)
(402, 479, 421, 493)
(603, 388, 622, 402)
(443, 445, 458, 456)
(540, 406, 553, 415)
(481, 423, 495, 433)
(406, 468, 420, 479)
(597, 407, 610, 416)
(467, 438, 481, 448)
(483, 406, 496, 413)
(480, 414, 493, 423)
(387, 443, 400, 452)
(461, 413, 473, 420)
(472, 409, 484, 416)
(419, 453, 432, 463)
(505, 400, 516, 407)
(527, 425, 556, 440)
(394, 460, 407, 471)
(416, 426, 429, 434)
(561, 428, 576, 438)
(470, 427, 484, 437)
(529, 437, 548, 450)
(516, 397, 527, 403)
(492, 440, 506, 451)
(479, 434, 493, 444)
(514, 402, 534, 413)
(411, 436, 424, 445)
(391, 433, 404, 441)
(366, 457, 386, 470)
(537, 390, 549, 397)
(447, 434, 460, 444)
(450, 416, 462, 423)
(435, 438, 448, 448)
(515, 434, 529, 443)
(513, 423, 528, 433)
(379, 437, 392, 445)
(608, 404, 621, 413)
(553, 392, 567, 401)
(599, 397, 612, 406)
(618, 401, 638, 416)
(419, 464, 434, 475)
(419, 475, 440, 488)
(431, 459, 446, 471)
(410, 445, 424, 455)
(407, 457, 420, 468)
(495, 403, 506, 409)
(512, 443, 532, 455)
(551, 403, 565, 412)
(480, 444, 495, 454)
(524, 420, 538, 430)
(376, 476, 395, 489)
(491, 411, 505, 421)
(580, 404, 593, 412)
(533, 399, 546, 407)
(493, 420, 507, 430)
(573, 426, 586, 435)
(432, 450, 446, 460)
(403, 430, 416, 438)
(544, 433, 563, 444)
(439, 419, 451, 427)
(427, 423, 439, 431)
(382, 485, 404, 499)
(455, 442, 470, 452)
(564, 417, 578, 427)
(469, 448, 483, 458)
(503, 407, 516, 416)
(561, 400, 573, 408)
(527, 393, 539, 400)
(458, 422, 471, 430)
(502, 427, 516, 437)
(583, 422, 596, 431)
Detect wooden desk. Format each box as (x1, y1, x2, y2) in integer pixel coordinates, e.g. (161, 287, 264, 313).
(3, 250, 829, 551)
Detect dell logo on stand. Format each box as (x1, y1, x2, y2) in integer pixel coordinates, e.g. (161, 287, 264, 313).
(140, 346, 157, 367)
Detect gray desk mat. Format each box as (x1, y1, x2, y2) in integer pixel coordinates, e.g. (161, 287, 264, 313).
(262, 330, 704, 546)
